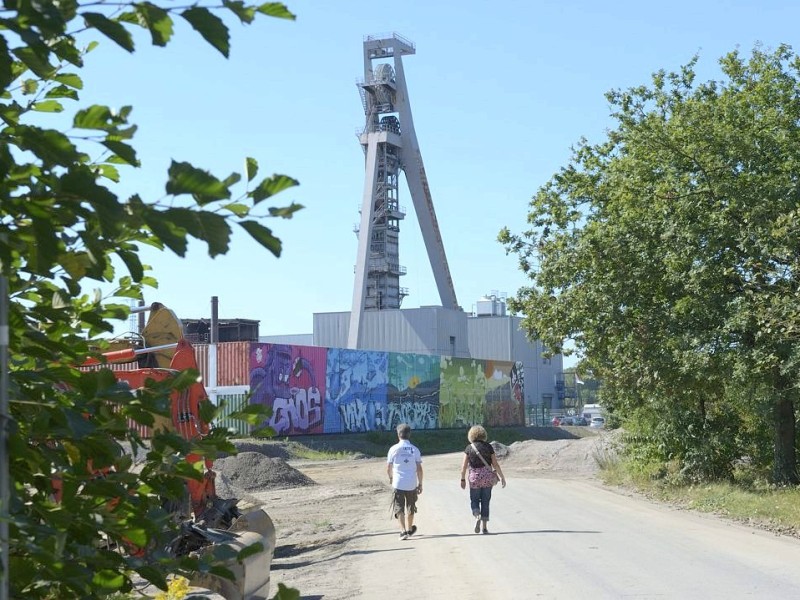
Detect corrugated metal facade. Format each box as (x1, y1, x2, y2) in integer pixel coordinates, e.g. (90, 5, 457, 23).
(213, 392, 252, 436)
(193, 341, 250, 386)
(259, 333, 314, 346)
(314, 307, 471, 357)
(467, 316, 512, 360)
(467, 314, 563, 408)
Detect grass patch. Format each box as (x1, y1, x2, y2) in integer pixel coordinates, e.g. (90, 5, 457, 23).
(600, 457, 800, 536)
(286, 426, 595, 459)
(288, 445, 354, 461)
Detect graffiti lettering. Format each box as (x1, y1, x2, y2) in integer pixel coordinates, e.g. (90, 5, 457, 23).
(270, 387, 322, 434)
(339, 398, 370, 432)
(387, 401, 437, 430)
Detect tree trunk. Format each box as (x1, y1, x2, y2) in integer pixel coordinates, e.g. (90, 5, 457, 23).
(773, 395, 798, 485)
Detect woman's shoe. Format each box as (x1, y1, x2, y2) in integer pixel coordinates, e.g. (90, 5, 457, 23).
(474, 517, 481, 534)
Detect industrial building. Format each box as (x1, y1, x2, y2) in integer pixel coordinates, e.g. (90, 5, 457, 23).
(177, 34, 566, 432)
(255, 33, 564, 422)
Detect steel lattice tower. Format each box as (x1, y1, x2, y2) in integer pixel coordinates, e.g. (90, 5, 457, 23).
(348, 33, 459, 349)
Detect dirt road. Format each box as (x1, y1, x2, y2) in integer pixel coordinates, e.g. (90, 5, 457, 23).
(252, 436, 800, 599)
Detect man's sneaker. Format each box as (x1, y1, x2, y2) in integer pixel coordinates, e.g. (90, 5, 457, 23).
(408, 525, 417, 536)
(400, 531, 409, 540)
(474, 518, 481, 534)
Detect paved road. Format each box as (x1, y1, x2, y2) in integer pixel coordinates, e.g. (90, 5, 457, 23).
(352, 476, 800, 599)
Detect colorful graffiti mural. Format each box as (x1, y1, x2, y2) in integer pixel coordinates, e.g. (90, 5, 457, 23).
(439, 357, 486, 428)
(250, 344, 326, 435)
(324, 348, 388, 433)
(249, 343, 524, 435)
(387, 353, 440, 430)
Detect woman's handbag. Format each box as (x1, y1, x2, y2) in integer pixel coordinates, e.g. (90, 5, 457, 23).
(471, 442, 500, 486)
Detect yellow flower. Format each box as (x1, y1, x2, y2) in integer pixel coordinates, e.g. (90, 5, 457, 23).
(155, 576, 191, 600)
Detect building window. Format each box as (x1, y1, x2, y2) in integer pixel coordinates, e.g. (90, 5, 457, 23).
(449, 336, 455, 356)
(542, 393, 553, 408)
(542, 356, 551, 365)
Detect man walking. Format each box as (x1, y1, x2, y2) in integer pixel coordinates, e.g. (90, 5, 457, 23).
(387, 423, 423, 540)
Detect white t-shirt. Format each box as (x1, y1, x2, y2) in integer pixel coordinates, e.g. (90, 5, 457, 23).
(387, 439, 422, 491)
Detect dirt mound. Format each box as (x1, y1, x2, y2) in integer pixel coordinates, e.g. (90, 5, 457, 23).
(214, 452, 316, 493)
(501, 434, 615, 477)
(231, 440, 296, 459)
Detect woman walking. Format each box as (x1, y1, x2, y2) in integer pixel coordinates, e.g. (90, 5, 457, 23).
(459, 425, 506, 534)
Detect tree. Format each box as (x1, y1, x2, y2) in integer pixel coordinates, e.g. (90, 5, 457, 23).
(1, 1, 302, 597)
(500, 44, 800, 484)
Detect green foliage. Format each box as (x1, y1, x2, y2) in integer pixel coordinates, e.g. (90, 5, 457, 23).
(1, 1, 300, 598)
(271, 583, 301, 600)
(602, 458, 800, 534)
(501, 44, 800, 485)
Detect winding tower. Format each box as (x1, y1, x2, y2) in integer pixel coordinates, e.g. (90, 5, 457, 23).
(348, 33, 459, 349)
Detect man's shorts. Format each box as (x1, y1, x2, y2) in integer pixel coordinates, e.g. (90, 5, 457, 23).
(392, 489, 418, 517)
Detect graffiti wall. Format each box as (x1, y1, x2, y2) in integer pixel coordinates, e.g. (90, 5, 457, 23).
(249, 343, 524, 435)
(387, 353, 440, 430)
(324, 348, 388, 433)
(250, 344, 326, 435)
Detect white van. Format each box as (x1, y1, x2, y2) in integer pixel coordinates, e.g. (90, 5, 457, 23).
(581, 403, 602, 423)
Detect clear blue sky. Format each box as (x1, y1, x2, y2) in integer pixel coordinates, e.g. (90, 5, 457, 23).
(71, 0, 799, 363)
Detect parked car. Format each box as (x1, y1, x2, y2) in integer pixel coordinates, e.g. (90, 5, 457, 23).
(560, 416, 574, 426)
(551, 416, 562, 426)
(589, 416, 605, 429)
(572, 416, 588, 426)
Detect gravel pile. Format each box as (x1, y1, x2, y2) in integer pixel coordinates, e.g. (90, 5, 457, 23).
(213, 452, 316, 493)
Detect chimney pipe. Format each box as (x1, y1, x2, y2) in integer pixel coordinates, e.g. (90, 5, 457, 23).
(211, 296, 219, 344)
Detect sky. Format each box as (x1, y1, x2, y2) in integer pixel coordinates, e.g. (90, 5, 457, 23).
(65, 0, 800, 365)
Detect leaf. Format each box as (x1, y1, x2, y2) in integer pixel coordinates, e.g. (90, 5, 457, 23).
(272, 583, 301, 600)
(94, 163, 120, 182)
(144, 208, 190, 256)
(60, 169, 124, 237)
(136, 3, 174, 47)
(15, 125, 79, 167)
(31, 217, 61, 274)
(54, 72, 83, 90)
(256, 3, 296, 20)
(181, 7, 230, 58)
(51, 38, 83, 67)
(237, 541, 264, 561)
(31, 100, 63, 112)
(229, 403, 270, 425)
(74, 105, 113, 130)
(250, 174, 298, 203)
(245, 157, 258, 182)
(268, 202, 303, 219)
(82, 12, 135, 53)
(102, 140, 139, 166)
(21, 79, 38, 95)
(221, 172, 241, 187)
(196, 211, 231, 257)
(239, 220, 281, 257)
(45, 85, 79, 100)
(223, 0, 256, 24)
(135, 566, 168, 591)
(92, 570, 126, 590)
(0, 35, 12, 89)
(222, 202, 250, 217)
(12, 47, 56, 79)
(166, 161, 230, 202)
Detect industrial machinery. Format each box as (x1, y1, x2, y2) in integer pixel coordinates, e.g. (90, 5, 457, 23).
(92, 302, 276, 600)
